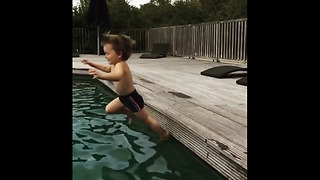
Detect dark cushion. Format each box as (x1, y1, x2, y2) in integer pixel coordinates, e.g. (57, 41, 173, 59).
(236, 76, 247, 86)
(139, 53, 164, 59)
(139, 43, 169, 59)
(200, 65, 247, 78)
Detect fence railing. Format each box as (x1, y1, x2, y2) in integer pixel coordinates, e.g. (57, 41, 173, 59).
(73, 28, 97, 54)
(73, 18, 247, 62)
(147, 18, 247, 63)
(73, 27, 147, 54)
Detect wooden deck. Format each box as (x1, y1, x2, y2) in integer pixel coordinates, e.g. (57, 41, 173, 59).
(73, 53, 247, 180)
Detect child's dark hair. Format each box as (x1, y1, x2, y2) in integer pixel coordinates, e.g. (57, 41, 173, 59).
(101, 33, 135, 61)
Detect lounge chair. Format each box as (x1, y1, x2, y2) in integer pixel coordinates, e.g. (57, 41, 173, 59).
(236, 76, 247, 86)
(140, 43, 169, 59)
(200, 65, 247, 78)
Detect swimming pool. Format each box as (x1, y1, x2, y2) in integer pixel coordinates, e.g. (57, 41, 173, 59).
(72, 75, 227, 180)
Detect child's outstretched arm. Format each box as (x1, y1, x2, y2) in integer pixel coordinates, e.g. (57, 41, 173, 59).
(88, 63, 124, 81)
(81, 59, 112, 72)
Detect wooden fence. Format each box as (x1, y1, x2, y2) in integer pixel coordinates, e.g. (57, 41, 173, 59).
(73, 27, 146, 54)
(73, 18, 247, 62)
(147, 18, 247, 63)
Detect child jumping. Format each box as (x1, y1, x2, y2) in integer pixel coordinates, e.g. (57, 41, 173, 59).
(81, 33, 169, 140)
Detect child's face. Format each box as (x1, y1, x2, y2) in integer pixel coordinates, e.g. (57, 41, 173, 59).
(103, 44, 122, 65)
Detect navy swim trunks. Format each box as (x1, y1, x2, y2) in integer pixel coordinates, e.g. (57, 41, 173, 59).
(119, 89, 144, 112)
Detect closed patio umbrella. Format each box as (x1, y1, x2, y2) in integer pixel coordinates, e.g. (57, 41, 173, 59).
(86, 0, 110, 55)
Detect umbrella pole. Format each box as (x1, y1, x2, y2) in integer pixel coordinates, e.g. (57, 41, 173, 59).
(97, 25, 100, 56)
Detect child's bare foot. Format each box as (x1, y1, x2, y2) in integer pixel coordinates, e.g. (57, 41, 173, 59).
(122, 108, 135, 124)
(128, 116, 134, 124)
(160, 131, 170, 141)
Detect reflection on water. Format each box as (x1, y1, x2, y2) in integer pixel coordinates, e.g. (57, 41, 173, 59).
(73, 77, 226, 180)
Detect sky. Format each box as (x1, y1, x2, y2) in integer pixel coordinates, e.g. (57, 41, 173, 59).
(72, 0, 151, 8)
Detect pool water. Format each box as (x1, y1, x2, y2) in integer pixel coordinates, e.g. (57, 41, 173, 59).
(73, 76, 226, 180)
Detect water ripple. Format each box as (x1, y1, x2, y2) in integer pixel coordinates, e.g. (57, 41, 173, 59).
(73, 77, 226, 180)
(73, 79, 159, 174)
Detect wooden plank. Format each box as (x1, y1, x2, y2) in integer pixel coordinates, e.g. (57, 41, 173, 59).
(134, 75, 247, 134)
(134, 81, 247, 168)
(145, 97, 247, 168)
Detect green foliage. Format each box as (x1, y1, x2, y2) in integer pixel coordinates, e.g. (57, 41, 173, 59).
(108, 0, 135, 28)
(73, 0, 91, 27)
(172, 0, 204, 25)
(220, 0, 247, 20)
(72, 0, 247, 28)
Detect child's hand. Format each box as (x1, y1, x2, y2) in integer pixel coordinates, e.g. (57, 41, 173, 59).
(89, 68, 98, 79)
(81, 59, 90, 65)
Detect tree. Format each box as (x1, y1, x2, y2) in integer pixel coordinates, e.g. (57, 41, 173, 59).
(219, 0, 247, 20)
(107, 0, 134, 28)
(198, 0, 247, 21)
(172, 0, 204, 25)
(72, 0, 90, 27)
(139, 0, 175, 28)
(73, 0, 247, 28)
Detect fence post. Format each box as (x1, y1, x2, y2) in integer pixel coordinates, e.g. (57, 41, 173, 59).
(216, 22, 220, 62)
(97, 26, 100, 56)
(173, 27, 175, 57)
(192, 25, 195, 59)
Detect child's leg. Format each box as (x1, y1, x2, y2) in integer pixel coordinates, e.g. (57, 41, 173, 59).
(106, 98, 135, 123)
(105, 97, 124, 113)
(121, 108, 135, 124)
(134, 108, 169, 140)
